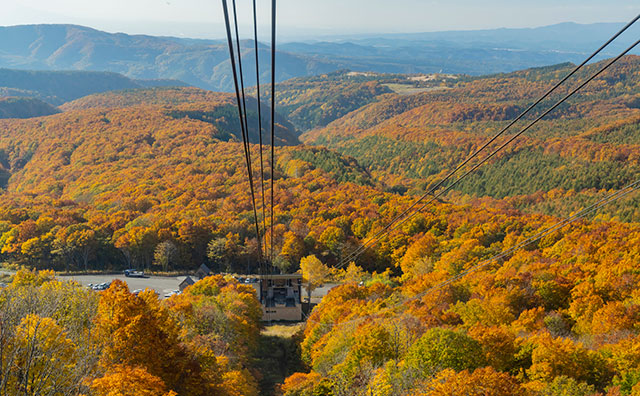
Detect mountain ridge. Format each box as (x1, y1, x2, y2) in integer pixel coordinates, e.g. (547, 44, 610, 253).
(0, 68, 187, 105)
(1, 22, 638, 91)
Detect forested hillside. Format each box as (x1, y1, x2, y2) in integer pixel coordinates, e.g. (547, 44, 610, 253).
(301, 56, 640, 218)
(0, 96, 60, 118)
(0, 48, 636, 395)
(269, 58, 640, 396)
(283, 199, 640, 395)
(0, 87, 311, 272)
(0, 269, 264, 395)
(278, 56, 640, 395)
(0, 68, 187, 105)
(254, 72, 394, 131)
(0, 57, 638, 273)
(260, 70, 463, 132)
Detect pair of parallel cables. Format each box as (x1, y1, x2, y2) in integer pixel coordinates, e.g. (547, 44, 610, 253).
(221, 0, 277, 272)
(306, 176, 640, 328)
(300, 13, 640, 329)
(336, 14, 640, 270)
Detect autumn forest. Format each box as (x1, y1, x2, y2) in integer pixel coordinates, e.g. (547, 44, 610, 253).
(1, 51, 640, 395)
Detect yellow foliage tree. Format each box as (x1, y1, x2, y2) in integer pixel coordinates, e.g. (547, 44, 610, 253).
(10, 314, 78, 395)
(400, 233, 437, 277)
(94, 280, 217, 395)
(341, 261, 367, 284)
(414, 367, 528, 396)
(91, 365, 177, 396)
(300, 255, 330, 303)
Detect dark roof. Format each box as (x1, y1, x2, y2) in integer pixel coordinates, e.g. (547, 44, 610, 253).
(196, 264, 211, 279)
(179, 276, 196, 290)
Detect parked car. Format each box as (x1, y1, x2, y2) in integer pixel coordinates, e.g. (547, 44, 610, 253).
(124, 269, 145, 278)
(92, 282, 111, 291)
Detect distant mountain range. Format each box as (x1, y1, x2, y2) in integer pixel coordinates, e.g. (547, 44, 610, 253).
(308, 22, 639, 53)
(0, 24, 339, 93)
(0, 22, 638, 91)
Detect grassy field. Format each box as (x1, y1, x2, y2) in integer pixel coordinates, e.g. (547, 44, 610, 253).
(383, 83, 450, 95)
(256, 323, 306, 395)
(261, 323, 305, 338)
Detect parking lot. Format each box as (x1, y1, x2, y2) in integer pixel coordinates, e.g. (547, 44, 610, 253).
(49, 273, 337, 301)
(59, 273, 188, 298)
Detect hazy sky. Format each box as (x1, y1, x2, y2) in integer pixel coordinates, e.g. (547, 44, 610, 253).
(2, 0, 640, 40)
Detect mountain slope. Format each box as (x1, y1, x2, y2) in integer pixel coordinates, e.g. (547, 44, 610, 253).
(61, 87, 300, 145)
(0, 86, 382, 274)
(256, 72, 395, 131)
(310, 22, 639, 54)
(0, 97, 60, 118)
(0, 68, 186, 105)
(263, 70, 465, 132)
(302, 56, 640, 216)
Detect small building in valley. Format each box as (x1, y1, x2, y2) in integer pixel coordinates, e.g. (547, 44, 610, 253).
(196, 264, 212, 279)
(179, 276, 196, 291)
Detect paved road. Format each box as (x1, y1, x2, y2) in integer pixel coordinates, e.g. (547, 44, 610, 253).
(59, 274, 188, 298)
(311, 283, 338, 298)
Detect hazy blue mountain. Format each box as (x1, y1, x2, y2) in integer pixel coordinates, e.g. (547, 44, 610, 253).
(0, 68, 187, 105)
(320, 22, 638, 53)
(280, 22, 640, 75)
(0, 22, 637, 91)
(0, 24, 339, 92)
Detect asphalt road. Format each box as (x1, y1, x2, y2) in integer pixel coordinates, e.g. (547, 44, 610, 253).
(311, 283, 338, 297)
(59, 274, 188, 298)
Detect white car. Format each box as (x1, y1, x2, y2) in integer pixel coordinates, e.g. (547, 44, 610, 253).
(93, 282, 110, 291)
(164, 290, 181, 298)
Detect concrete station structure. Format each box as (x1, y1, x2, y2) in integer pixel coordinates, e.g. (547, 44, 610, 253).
(242, 274, 303, 321)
